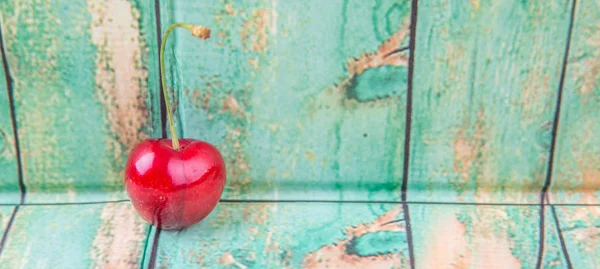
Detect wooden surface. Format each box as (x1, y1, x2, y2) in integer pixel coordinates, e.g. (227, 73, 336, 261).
(151, 202, 409, 268)
(0, 59, 19, 203)
(0, 0, 598, 268)
(0, 203, 148, 269)
(0, 0, 159, 203)
(156, 0, 412, 201)
(407, 0, 573, 204)
(409, 204, 568, 269)
(554, 205, 600, 268)
(549, 0, 600, 205)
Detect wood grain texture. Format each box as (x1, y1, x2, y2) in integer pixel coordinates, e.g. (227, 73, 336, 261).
(409, 204, 543, 268)
(407, 0, 574, 203)
(152, 0, 411, 201)
(554, 206, 600, 268)
(0, 0, 158, 202)
(153, 202, 409, 268)
(549, 0, 600, 204)
(0, 57, 19, 203)
(0, 203, 149, 269)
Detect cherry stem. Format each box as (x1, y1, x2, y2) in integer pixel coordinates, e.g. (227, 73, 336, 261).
(160, 23, 210, 150)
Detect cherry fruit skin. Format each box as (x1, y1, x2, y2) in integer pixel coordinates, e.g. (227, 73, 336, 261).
(125, 138, 226, 230)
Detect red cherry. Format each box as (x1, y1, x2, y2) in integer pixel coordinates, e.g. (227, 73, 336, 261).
(124, 138, 226, 230)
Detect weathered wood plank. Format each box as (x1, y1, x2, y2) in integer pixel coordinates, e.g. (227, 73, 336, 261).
(152, 0, 411, 201)
(554, 206, 600, 268)
(0, 0, 158, 202)
(0, 52, 19, 203)
(408, 0, 573, 203)
(409, 204, 551, 268)
(549, 0, 600, 204)
(0, 203, 149, 268)
(153, 202, 409, 268)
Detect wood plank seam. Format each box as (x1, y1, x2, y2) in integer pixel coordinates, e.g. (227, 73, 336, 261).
(0, 199, 598, 207)
(402, 0, 419, 268)
(155, 0, 166, 139)
(0, 21, 25, 204)
(535, 0, 578, 268)
(0, 206, 18, 259)
(550, 205, 573, 269)
(146, 0, 166, 267)
(148, 227, 161, 269)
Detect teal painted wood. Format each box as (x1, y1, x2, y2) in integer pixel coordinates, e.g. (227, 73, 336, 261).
(407, 0, 573, 203)
(0, 0, 158, 202)
(136, 0, 163, 141)
(554, 206, 600, 268)
(0, 206, 15, 238)
(544, 207, 570, 269)
(549, 0, 600, 204)
(408, 204, 546, 268)
(0, 203, 149, 269)
(0, 55, 19, 203)
(151, 0, 411, 201)
(152, 202, 409, 268)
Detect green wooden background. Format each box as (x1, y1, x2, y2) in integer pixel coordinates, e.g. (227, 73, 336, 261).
(0, 0, 598, 268)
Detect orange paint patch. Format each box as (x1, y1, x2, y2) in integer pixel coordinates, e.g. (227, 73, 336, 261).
(88, 0, 149, 164)
(248, 57, 259, 70)
(452, 108, 488, 197)
(90, 203, 147, 268)
(222, 94, 245, 115)
(346, 19, 410, 77)
(219, 252, 248, 269)
(469, 236, 521, 268)
(224, 4, 236, 16)
(303, 206, 407, 269)
(421, 209, 522, 269)
(470, 0, 481, 10)
(574, 169, 600, 204)
(421, 214, 471, 269)
(453, 131, 476, 184)
(579, 28, 600, 95)
(241, 9, 274, 53)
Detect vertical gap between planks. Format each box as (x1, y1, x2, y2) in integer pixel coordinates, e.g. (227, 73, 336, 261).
(535, 0, 577, 268)
(145, 0, 165, 268)
(0, 21, 26, 204)
(156, 0, 167, 140)
(139, 226, 153, 269)
(148, 227, 161, 269)
(0, 206, 19, 258)
(401, 0, 419, 268)
(550, 205, 573, 268)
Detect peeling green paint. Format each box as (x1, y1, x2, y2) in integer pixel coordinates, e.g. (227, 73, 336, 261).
(554, 206, 600, 268)
(154, 0, 411, 201)
(346, 231, 407, 256)
(0, 0, 597, 268)
(410, 204, 541, 268)
(408, 0, 574, 203)
(154, 203, 408, 268)
(549, 0, 600, 204)
(0, 0, 157, 203)
(0, 203, 148, 269)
